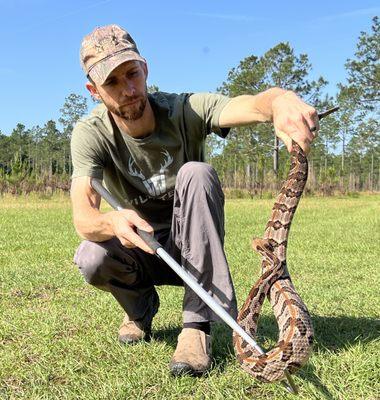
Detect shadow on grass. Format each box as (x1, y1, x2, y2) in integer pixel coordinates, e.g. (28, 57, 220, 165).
(152, 314, 379, 399)
(241, 313, 379, 399)
(152, 323, 235, 371)
(256, 313, 380, 351)
(153, 313, 379, 356)
(152, 325, 182, 347)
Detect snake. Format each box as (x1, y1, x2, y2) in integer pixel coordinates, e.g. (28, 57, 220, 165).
(233, 141, 314, 383)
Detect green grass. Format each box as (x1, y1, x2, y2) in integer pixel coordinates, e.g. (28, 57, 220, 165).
(0, 194, 379, 400)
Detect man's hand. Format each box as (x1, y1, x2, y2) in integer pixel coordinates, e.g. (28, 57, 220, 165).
(272, 91, 319, 154)
(71, 176, 155, 254)
(108, 209, 155, 254)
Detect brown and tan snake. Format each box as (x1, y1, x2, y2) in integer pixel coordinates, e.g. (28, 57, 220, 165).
(233, 141, 314, 383)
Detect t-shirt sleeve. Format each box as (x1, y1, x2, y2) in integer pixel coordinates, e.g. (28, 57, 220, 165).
(185, 93, 232, 138)
(70, 121, 105, 180)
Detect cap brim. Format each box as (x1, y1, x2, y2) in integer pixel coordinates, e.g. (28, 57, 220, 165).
(88, 50, 146, 85)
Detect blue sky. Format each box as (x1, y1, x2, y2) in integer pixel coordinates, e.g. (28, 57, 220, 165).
(1, 0, 378, 135)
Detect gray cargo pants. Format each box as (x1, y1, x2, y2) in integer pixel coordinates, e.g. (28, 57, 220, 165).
(74, 162, 237, 326)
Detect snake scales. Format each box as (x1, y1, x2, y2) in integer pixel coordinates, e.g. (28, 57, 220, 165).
(233, 141, 314, 383)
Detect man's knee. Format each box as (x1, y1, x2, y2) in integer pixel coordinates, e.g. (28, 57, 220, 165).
(74, 240, 108, 286)
(177, 162, 221, 190)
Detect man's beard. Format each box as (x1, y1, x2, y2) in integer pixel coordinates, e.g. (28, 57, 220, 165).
(115, 96, 147, 121)
(101, 87, 148, 121)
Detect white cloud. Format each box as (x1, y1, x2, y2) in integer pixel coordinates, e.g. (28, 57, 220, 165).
(317, 7, 380, 22)
(187, 12, 267, 23)
(16, 0, 113, 33)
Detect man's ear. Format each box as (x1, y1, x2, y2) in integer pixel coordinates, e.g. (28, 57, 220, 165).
(141, 61, 148, 80)
(86, 82, 101, 101)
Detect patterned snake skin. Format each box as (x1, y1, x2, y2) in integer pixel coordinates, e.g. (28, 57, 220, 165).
(233, 141, 314, 383)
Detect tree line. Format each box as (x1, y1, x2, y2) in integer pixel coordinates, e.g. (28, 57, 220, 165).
(0, 17, 378, 196)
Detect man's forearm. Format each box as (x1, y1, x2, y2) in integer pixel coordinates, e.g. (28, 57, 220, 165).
(219, 87, 317, 154)
(219, 87, 288, 127)
(74, 209, 115, 242)
(254, 87, 289, 121)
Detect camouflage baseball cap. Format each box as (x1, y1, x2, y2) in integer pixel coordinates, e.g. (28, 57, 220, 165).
(80, 24, 146, 85)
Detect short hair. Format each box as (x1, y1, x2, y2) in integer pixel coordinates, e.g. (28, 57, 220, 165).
(87, 75, 96, 86)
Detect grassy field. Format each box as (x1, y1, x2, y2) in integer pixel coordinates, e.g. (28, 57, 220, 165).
(0, 194, 379, 400)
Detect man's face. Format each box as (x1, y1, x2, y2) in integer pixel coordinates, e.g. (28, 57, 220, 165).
(89, 60, 148, 121)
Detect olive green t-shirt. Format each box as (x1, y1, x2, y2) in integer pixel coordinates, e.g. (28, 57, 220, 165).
(70, 91, 231, 230)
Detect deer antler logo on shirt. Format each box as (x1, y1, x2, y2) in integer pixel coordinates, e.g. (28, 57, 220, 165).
(128, 150, 173, 197)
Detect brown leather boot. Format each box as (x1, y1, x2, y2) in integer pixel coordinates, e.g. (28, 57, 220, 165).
(169, 328, 212, 376)
(118, 314, 152, 344)
(118, 291, 159, 344)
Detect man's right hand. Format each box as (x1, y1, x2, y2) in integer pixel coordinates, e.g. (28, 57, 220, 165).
(107, 209, 155, 254)
(71, 176, 155, 254)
